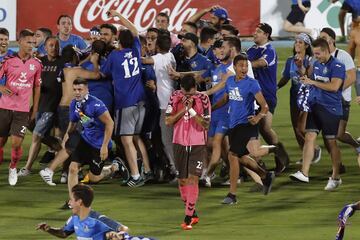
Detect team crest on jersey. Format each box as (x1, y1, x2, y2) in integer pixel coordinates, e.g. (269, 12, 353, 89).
(322, 67, 328, 74)
(29, 64, 35, 71)
(191, 61, 197, 69)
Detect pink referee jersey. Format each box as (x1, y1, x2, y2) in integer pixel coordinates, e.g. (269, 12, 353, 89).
(0, 55, 42, 112)
(166, 90, 211, 146)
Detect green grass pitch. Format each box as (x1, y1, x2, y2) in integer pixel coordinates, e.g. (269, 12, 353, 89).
(0, 45, 359, 240)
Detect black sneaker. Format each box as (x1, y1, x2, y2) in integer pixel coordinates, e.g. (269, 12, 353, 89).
(113, 157, 130, 183)
(60, 200, 71, 210)
(39, 151, 55, 166)
(143, 171, 155, 183)
(262, 171, 275, 195)
(221, 193, 237, 205)
(126, 176, 145, 187)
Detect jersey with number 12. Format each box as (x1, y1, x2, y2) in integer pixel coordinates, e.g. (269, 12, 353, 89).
(100, 38, 145, 110)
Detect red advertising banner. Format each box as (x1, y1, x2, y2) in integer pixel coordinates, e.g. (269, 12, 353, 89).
(17, 0, 259, 37)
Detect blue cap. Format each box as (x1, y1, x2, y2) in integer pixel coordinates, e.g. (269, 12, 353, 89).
(211, 8, 231, 21)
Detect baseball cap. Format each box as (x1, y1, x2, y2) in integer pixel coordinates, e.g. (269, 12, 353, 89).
(179, 32, 199, 46)
(211, 7, 231, 21)
(257, 23, 273, 41)
(320, 27, 336, 40)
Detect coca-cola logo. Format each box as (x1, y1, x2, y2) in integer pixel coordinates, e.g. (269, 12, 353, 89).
(74, 0, 198, 33)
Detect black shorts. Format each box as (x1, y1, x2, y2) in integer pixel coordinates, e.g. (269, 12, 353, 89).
(341, 100, 350, 121)
(173, 144, 207, 179)
(286, 1, 311, 25)
(229, 123, 259, 157)
(69, 137, 105, 175)
(65, 131, 81, 154)
(0, 109, 29, 138)
(305, 104, 341, 139)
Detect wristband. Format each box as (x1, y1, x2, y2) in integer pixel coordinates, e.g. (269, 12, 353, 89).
(188, 108, 197, 117)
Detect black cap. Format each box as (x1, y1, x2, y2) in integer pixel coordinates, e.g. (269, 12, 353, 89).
(179, 32, 199, 46)
(257, 23, 273, 41)
(320, 27, 336, 40)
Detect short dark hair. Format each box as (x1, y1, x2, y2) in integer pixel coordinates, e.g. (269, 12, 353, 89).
(37, 28, 52, 38)
(200, 27, 218, 43)
(156, 35, 171, 52)
(92, 40, 106, 56)
(100, 23, 117, 35)
(156, 12, 170, 24)
(183, 21, 198, 34)
(180, 75, 196, 92)
(0, 28, 9, 37)
(61, 44, 76, 63)
(223, 36, 241, 52)
(147, 27, 159, 35)
(71, 184, 93, 207)
(158, 29, 171, 38)
(233, 53, 248, 66)
(57, 14, 72, 25)
(73, 78, 88, 86)
(312, 38, 330, 52)
(19, 29, 35, 39)
(118, 29, 134, 49)
(221, 24, 239, 36)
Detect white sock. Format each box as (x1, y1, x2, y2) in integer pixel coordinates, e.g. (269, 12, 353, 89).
(132, 174, 140, 180)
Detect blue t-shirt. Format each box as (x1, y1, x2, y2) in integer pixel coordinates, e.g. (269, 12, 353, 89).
(101, 37, 146, 110)
(247, 43, 278, 106)
(185, 52, 214, 91)
(208, 63, 231, 121)
(37, 42, 47, 56)
(58, 34, 88, 51)
(63, 210, 120, 240)
(345, 0, 360, 17)
(198, 45, 220, 65)
(226, 75, 262, 128)
(283, 55, 312, 91)
(69, 95, 112, 149)
(81, 59, 114, 112)
(311, 56, 345, 115)
(141, 64, 159, 108)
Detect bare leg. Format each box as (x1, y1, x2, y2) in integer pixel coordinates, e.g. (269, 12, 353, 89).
(228, 152, 240, 195)
(121, 135, 140, 176)
(301, 132, 317, 176)
(283, 20, 312, 34)
(134, 135, 151, 173)
(24, 133, 42, 170)
(325, 138, 341, 179)
(68, 162, 80, 199)
(48, 148, 69, 172)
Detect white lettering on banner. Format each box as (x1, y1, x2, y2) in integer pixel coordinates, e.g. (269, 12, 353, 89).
(0, 0, 16, 40)
(0, 8, 6, 22)
(74, 0, 197, 33)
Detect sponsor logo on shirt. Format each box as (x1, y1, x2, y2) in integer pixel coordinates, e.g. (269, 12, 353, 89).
(229, 87, 243, 101)
(191, 61, 197, 69)
(10, 71, 31, 88)
(322, 67, 328, 74)
(314, 74, 329, 83)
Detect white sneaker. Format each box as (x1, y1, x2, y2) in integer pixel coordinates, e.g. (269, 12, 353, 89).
(39, 168, 56, 186)
(204, 175, 211, 188)
(289, 171, 309, 183)
(17, 167, 31, 177)
(9, 168, 18, 186)
(221, 178, 241, 186)
(60, 172, 68, 184)
(324, 177, 342, 191)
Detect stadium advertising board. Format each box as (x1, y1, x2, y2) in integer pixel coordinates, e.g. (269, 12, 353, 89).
(0, 0, 17, 40)
(17, 0, 260, 37)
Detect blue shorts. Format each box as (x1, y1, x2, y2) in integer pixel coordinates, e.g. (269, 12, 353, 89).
(305, 104, 341, 139)
(33, 112, 55, 137)
(208, 118, 229, 137)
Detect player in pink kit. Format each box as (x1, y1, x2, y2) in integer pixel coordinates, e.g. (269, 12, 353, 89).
(0, 29, 42, 186)
(165, 75, 211, 230)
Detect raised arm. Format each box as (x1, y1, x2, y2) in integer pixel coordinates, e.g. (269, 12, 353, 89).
(107, 10, 138, 37)
(188, 5, 220, 23)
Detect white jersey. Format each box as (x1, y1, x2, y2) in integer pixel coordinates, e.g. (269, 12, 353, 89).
(331, 48, 356, 102)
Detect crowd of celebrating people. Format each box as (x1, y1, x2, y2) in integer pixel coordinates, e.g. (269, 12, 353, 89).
(0, 0, 360, 238)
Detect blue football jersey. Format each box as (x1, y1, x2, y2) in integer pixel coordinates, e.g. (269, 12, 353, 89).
(81, 59, 114, 112)
(247, 43, 278, 106)
(69, 95, 112, 149)
(225, 75, 262, 128)
(58, 34, 88, 51)
(210, 63, 231, 121)
(101, 37, 146, 110)
(311, 56, 345, 115)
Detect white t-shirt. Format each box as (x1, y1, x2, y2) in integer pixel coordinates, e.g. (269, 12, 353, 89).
(227, 60, 254, 78)
(331, 48, 356, 102)
(152, 52, 177, 109)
